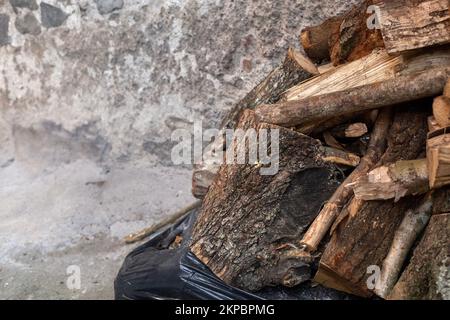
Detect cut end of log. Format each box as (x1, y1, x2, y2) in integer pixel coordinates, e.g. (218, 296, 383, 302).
(287, 47, 319, 76)
(433, 96, 450, 127)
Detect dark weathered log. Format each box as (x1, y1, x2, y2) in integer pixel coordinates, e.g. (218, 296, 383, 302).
(374, 194, 433, 298)
(388, 213, 450, 300)
(190, 110, 343, 291)
(300, 17, 342, 63)
(192, 48, 318, 199)
(256, 68, 450, 127)
(314, 107, 429, 297)
(329, 0, 384, 66)
(374, 0, 450, 54)
(351, 159, 429, 201)
(300, 108, 393, 252)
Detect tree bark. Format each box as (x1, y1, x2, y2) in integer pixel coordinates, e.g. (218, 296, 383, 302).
(300, 108, 393, 252)
(388, 213, 450, 300)
(192, 48, 318, 198)
(374, 0, 450, 54)
(190, 110, 343, 291)
(314, 106, 429, 297)
(256, 67, 450, 128)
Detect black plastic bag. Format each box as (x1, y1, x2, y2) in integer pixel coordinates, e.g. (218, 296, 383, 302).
(114, 208, 354, 300)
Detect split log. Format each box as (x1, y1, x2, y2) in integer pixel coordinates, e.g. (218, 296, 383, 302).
(330, 122, 368, 139)
(432, 96, 450, 127)
(351, 159, 429, 201)
(374, 0, 450, 54)
(427, 133, 450, 189)
(374, 194, 433, 299)
(314, 107, 429, 297)
(300, 17, 342, 63)
(192, 48, 318, 198)
(428, 116, 442, 133)
(300, 108, 393, 253)
(282, 47, 450, 102)
(389, 213, 450, 300)
(329, 0, 384, 66)
(256, 67, 450, 127)
(190, 110, 343, 291)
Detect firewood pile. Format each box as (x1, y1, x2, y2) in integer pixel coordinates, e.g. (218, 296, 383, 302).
(190, 0, 450, 299)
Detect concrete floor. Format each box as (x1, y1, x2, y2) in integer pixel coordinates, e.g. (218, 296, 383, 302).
(0, 159, 194, 299)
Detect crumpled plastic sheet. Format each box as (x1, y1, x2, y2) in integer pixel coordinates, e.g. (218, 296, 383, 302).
(114, 208, 355, 300)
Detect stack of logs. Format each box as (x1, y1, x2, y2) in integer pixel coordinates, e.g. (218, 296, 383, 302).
(190, 0, 450, 299)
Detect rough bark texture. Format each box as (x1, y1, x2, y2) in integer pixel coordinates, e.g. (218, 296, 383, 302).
(192, 48, 318, 198)
(315, 106, 429, 297)
(329, 0, 384, 66)
(374, 0, 450, 54)
(190, 110, 343, 292)
(256, 67, 450, 127)
(389, 213, 450, 300)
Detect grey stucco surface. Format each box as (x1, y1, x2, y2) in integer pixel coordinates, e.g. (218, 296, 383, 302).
(0, 0, 361, 299)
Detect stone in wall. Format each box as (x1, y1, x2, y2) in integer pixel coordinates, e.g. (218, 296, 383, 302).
(40, 2, 68, 28)
(9, 0, 38, 11)
(95, 0, 124, 15)
(15, 12, 41, 36)
(0, 14, 9, 46)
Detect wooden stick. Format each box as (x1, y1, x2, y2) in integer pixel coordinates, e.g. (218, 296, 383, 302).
(351, 159, 429, 201)
(300, 108, 392, 252)
(374, 193, 433, 299)
(321, 146, 360, 167)
(427, 133, 450, 189)
(256, 68, 450, 127)
(330, 122, 368, 138)
(123, 200, 202, 244)
(374, 0, 450, 54)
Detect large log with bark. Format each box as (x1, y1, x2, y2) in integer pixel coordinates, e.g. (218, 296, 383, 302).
(314, 106, 429, 297)
(190, 110, 343, 291)
(388, 213, 450, 300)
(374, 0, 450, 54)
(256, 67, 450, 128)
(192, 48, 318, 198)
